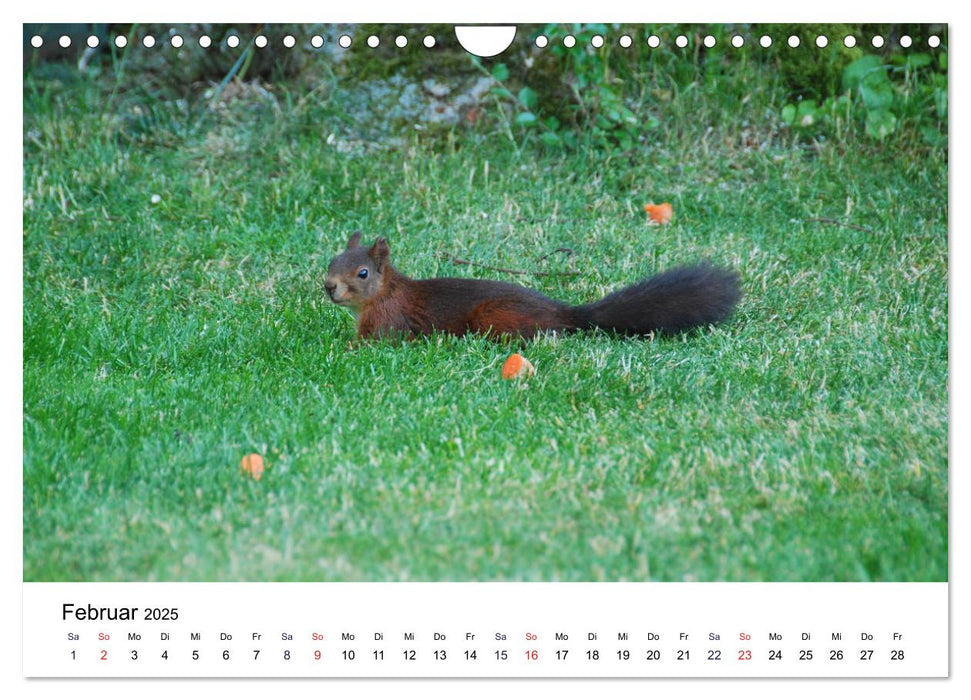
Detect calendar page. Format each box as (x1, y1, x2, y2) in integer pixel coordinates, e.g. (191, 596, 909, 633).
(18, 3, 954, 695)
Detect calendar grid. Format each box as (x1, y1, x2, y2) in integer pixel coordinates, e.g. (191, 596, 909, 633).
(24, 582, 948, 678)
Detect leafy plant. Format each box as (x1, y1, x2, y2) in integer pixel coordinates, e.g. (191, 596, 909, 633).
(781, 48, 947, 144)
(483, 23, 650, 150)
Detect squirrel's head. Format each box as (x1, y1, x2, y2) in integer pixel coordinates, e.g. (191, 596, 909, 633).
(324, 231, 391, 310)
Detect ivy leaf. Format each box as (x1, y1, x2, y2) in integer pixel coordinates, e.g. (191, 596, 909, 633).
(865, 109, 897, 139)
(920, 125, 946, 147)
(515, 112, 538, 126)
(491, 63, 509, 82)
(905, 53, 933, 69)
(860, 82, 894, 111)
(517, 87, 538, 111)
(843, 55, 886, 91)
(797, 99, 818, 116)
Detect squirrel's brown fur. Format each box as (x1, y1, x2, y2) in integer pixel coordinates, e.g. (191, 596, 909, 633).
(325, 232, 741, 341)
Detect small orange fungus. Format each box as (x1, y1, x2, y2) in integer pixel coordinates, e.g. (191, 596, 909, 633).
(644, 202, 673, 225)
(240, 453, 265, 481)
(501, 353, 536, 380)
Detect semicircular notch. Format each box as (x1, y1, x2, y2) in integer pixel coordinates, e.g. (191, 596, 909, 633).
(454, 25, 517, 58)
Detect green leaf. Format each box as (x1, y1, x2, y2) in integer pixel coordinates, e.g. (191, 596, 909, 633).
(781, 104, 797, 125)
(860, 82, 894, 111)
(491, 63, 509, 82)
(905, 53, 933, 69)
(797, 99, 818, 117)
(515, 112, 538, 126)
(517, 87, 538, 111)
(490, 86, 513, 99)
(865, 109, 897, 139)
(843, 55, 886, 91)
(921, 125, 946, 147)
(934, 88, 947, 118)
(539, 132, 562, 147)
(599, 85, 621, 104)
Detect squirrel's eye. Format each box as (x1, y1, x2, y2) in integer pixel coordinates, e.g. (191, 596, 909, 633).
(357, 268, 369, 279)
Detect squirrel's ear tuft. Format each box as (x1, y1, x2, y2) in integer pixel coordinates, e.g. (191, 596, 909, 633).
(369, 237, 390, 270)
(346, 231, 363, 249)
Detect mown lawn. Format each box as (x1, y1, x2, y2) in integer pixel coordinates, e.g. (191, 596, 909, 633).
(23, 57, 947, 581)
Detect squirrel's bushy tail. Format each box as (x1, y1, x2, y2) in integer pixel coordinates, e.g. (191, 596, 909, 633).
(570, 263, 742, 335)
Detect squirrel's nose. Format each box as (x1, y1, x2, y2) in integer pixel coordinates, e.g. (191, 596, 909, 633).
(325, 281, 337, 297)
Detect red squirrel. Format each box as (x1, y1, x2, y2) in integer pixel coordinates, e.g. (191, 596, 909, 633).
(325, 232, 741, 340)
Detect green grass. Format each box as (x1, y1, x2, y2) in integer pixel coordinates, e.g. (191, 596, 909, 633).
(23, 63, 947, 582)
